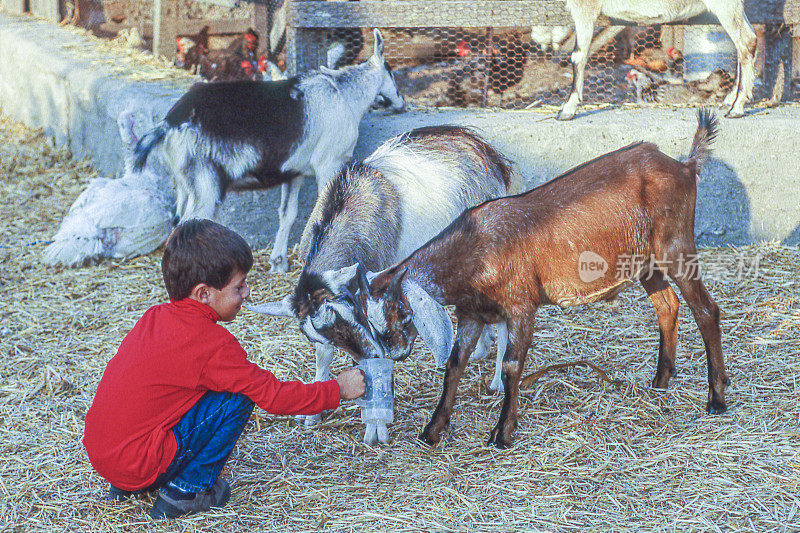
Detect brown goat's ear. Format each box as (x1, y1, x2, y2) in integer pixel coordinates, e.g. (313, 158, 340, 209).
(386, 267, 408, 298)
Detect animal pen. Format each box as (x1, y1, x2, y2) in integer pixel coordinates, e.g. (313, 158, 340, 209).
(1, 1, 800, 533)
(8, 0, 800, 108)
(271, 0, 800, 109)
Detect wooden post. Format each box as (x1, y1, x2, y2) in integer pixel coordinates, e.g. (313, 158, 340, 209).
(764, 24, 793, 102)
(29, 0, 60, 22)
(660, 25, 684, 53)
(153, 0, 178, 61)
(481, 26, 493, 108)
(286, 0, 327, 76)
(2, 0, 26, 14)
(793, 33, 800, 79)
(253, 1, 270, 55)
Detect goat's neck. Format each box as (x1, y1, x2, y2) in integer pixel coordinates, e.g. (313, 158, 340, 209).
(399, 251, 452, 304)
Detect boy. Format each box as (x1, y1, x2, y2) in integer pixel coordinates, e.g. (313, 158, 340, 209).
(83, 219, 365, 519)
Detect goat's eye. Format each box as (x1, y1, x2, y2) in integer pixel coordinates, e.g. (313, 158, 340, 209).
(401, 313, 413, 326)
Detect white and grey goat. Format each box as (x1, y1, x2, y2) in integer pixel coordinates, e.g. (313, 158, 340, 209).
(42, 109, 174, 267)
(132, 29, 404, 273)
(557, 0, 756, 120)
(247, 126, 517, 444)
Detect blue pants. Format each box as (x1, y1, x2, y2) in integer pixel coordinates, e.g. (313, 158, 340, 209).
(156, 391, 254, 493)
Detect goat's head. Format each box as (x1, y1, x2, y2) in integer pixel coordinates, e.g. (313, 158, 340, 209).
(362, 267, 416, 361)
(370, 29, 405, 113)
(246, 264, 386, 361)
(362, 266, 453, 366)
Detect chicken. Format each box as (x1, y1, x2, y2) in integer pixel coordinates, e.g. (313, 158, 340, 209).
(624, 46, 683, 75)
(198, 50, 258, 81)
(42, 109, 175, 268)
(627, 67, 734, 105)
(175, 25, 210, 72)
(258, 54, 288, 81)
(176, 27, 262, 82)
(626, 68, 658, 102)
(451, 32, 528, 100)
(226, 27, 259, 63)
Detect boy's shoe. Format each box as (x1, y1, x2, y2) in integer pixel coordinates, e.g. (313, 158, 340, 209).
(108, 483, 158, 501)
(108, 485, 133, 501)
(149, 478, 231, 519)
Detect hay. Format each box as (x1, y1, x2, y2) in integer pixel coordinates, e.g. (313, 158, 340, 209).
(1, 113, 799, 533)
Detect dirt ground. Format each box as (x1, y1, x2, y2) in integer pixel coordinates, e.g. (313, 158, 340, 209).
(1, 113, 799, 532)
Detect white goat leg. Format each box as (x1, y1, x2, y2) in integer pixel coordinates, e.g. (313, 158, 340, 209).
(376, 424, 389, 444)
(489, 322, 508, 392)
(179, 163, 221, 222)
(270, 175, 304, 273)
(712, 4, 756, 117)
(362, 422, 390, 445)
(558, 5, 597, 121)
(300, 342, 335, 427)
(364, 423, 378, 444)
(472, 325, 494, 361)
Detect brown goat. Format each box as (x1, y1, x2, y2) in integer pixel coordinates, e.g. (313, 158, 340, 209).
(362, 109, 727, 448)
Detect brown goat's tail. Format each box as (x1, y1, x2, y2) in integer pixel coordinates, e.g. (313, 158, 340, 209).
(686, 108, 718, 174)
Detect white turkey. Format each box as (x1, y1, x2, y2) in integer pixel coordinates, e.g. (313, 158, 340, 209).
(42, 109, 175, 267)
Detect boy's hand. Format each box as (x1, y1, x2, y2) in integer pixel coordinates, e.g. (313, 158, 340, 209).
(336, 367, 366, 400)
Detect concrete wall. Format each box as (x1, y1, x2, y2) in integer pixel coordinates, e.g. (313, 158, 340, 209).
(1, 10, 799, 250)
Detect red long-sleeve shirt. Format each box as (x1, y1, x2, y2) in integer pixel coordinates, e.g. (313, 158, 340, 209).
(83, 298, 340, 490)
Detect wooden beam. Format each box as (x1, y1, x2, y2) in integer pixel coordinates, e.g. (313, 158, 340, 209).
(202, 0, 240, 7)
(100, 18, 253, 40)
(179, 18, 253, 36)
(288, 1, 572, 28)
(285, 0, 800, 28)
(794, 36, 800, 78)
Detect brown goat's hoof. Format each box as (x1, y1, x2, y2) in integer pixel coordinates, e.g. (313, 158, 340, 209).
(706, 399, 727, 415)
(651, 377, 670, 390)
(418, 429, 440, 447)
(488, 429, 513, 449)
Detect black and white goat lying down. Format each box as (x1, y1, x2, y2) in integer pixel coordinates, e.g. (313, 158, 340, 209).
(132, 29, 404, 272)
(247, 126, 518, 444)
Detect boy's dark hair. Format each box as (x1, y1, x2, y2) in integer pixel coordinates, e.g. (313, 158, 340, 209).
(162, 219, 253, 301)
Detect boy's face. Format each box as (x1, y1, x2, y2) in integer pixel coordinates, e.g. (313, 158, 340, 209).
(201, 270, 250, 322)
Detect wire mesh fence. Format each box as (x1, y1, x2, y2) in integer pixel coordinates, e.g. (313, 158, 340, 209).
(314, 23, 797, 110)
(57, 0, 800, 109)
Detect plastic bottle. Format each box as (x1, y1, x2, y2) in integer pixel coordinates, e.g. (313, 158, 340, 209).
(356, 358, 394, 425)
